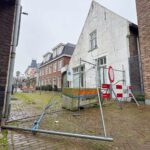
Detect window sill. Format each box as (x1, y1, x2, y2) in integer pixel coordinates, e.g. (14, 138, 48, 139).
(88, 46, 98, 52)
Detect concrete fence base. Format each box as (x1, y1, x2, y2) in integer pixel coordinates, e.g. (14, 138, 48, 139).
(62, 95, 98, 110)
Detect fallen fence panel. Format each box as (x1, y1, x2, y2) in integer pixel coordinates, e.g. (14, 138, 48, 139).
(2, 125, 113, 142)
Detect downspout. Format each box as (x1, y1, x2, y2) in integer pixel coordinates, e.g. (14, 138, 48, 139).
(3, 0, 22, 120)
(137, 36, 144, 94)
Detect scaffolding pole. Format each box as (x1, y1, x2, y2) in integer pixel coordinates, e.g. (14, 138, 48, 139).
(2, 125, 113, 142)
(96, 60, 107, 137)
(78, 58, 81, 111)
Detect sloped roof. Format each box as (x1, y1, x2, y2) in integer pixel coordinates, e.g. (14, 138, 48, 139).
(62, 43, 75, 56)
(40, 43, 75, 66)
(30, 60, 37, 68)
(25, 60, 38, 73)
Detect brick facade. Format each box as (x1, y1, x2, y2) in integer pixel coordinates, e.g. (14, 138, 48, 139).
(39, 56, 71, 90)
(39, 43, 75, 90)
(0, 1, 16, 118)
(136, 0, 150, 100)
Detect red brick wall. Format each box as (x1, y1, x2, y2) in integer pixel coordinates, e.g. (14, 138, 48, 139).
(64, 56, 71, 66)
(39, 56, 71, 89)
(136, 0, 150, 99)
(0, 2, 16, 118)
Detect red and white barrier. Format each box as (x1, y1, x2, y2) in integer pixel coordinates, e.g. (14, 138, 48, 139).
(101, 84, 111, 99)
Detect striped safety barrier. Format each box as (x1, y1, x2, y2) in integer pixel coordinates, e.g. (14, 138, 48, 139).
(101, 84, 111, 99)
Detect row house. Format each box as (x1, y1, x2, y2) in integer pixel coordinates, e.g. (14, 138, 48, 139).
(23, 60, 40, 90)
(39, 43, 75, 90)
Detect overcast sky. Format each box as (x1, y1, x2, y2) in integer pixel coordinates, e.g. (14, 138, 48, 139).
(14, 0, 137, 75)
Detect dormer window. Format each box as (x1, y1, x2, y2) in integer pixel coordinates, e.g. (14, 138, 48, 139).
(53, 44, 64, 58)
(57, 46, 63, 55)
(43, 53, 52, 63)
(53, 49, 57, 58)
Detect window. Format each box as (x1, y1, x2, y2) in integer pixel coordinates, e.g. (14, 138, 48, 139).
(58, 76, 61, 88)
(98, 56, 106, 66)
(53, 50, 56, 58)
(42, 69, 44, 76)
(39, 70, 42, 76)
(57, 46, 63, 55)
(98, 56, 107, 84)
(53, 62, 57, 72)
(73, 67, 79, 74)
(49, 65, 52, 74)
(53, 77, 56, 86)
(45, 80, 47, 85)
(49, 79, 52, 85)
(73, 65, 85, 88)
(46, 66, 49, 75)
(90, 30, 97, 50)
(43, 53, 51, 63)
(58, 60, 62, 71)
(42, 69, 44, 75)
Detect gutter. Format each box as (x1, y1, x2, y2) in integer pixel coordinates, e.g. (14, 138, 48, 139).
(40, 54, 72, 68)
(2, 0, 22, 119)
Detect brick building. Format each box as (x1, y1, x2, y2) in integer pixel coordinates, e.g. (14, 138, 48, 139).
(25, 60, 39, 78)
(39, 43, 75, 90)
(23, 60, 40, 91)
(136, 0, 150, 104)
(0, 0, 17, 119)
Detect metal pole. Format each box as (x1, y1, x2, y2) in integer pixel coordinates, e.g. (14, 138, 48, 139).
(80, 59, 96, 66)
(130, 92, 140, 107)
(78, 58, 81, 111)
(32, 102, 55, 130)
(122, 65, 126, 86)
(96, 60, 107, 137)
(2, 126, 113, 142)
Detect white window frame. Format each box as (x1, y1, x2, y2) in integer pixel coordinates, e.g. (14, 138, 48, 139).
(98, 56, 107, 84)
(53, 77, 56, 86)
(73, 65, 85, 88)
(49, 65, 52, 74)
(58, 60, 62, 71)
(58, 76, 61, 88)
(53, 50, 56, 58)
(90, 30, 97, 50)
(53, 62, 57, 72)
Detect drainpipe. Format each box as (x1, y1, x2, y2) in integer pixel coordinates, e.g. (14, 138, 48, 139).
(137, 37, 144, 94)
(2, 0, 22, 120)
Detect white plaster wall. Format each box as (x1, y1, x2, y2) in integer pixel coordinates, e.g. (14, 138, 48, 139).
(69, 1, 131, 88)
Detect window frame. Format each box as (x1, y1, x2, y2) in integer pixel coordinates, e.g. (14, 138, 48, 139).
(89, 30, 97, 51)
(58, 60, 62, 71)
(73, 65, 85, 88)
(53, 62, 57, 72)
(97, 56, 107, 84)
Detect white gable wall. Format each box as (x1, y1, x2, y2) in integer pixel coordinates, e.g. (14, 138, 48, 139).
(69, 1, 131, 88)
